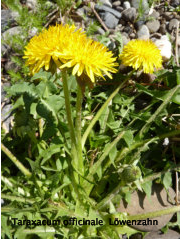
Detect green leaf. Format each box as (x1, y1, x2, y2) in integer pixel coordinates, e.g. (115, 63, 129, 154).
(162, 172, 172, 189)
(109, 145, 117, 165)
(172, 87, 180, 105)
(36, 95, 64, 124)
(123, 130, 134, 147)
(142, 181, 152, 200)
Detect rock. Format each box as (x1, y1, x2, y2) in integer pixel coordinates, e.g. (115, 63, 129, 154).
(102, 12, 119, 29)
(1, 44, 11, 57)
(26, 0, 37, 9)
(149, 10, 160, 19)
(131, 0, 149, 15)
(170, 0, 180, 7)
(154, 36, 172, 62)
(117, 183, 176, 232)
(123, 1, 131, 9)
(112, 1, 121, 7)
(99, 0, 112, 7)
(96, 27, 105, 35)
(2, 26, 23, 43)
(76, 7, 85, 18)
(122, 7, 137, 22)
(122, 34, 130, 45)
(146, 19, 160, 33)
(168, 19, 179, 31)
(162, 12, 174, 21)
(159, 24, 166, 35)
(123, 26, 133, 34)
(1, 10, 19, 33)
(134, 20, 145, 29)
(130, 32, 136, 38)
(1, 104, 13, 133)
(95, 4, 122, 19)
(116, 6, 124, 12)
(144, 230, 180, 239)
(29, 27, 38, 38)
(4, 61, 19, 73)
(137, 25, 150, 39)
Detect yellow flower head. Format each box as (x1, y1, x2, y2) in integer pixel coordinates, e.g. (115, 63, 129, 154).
(119, 39, 162, 73)
(60, 37, 118, 83)
(23, 24, 86, 75)
(24, 24, 118, 83)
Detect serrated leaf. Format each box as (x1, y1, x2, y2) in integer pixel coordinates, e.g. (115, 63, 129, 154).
(36, 95, 64, 124)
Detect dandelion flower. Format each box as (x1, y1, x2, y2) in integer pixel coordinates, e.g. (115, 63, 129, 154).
(60, 37, 118, 83)
(23, 24, 86, 75)
(24, 24, 118, 83)
(119, 39, 162, 73)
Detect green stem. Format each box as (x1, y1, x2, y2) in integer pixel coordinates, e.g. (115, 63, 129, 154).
(62, 71, 78, 169)
(139, 85, 180, 138)
(125, 205, 180, 220)
(1, 143, 32, 178)
(1, 194, 35, 204)
(82, 77, 129, 148)
(116, 129, 180, 163)
(75, 82, 84, 175)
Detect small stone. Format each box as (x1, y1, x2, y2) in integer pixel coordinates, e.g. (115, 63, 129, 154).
(162, 12, 174, 21)
(149, 10, 160, 19)
(2, 26, 23, 43)
(134, 20, 145, 29)
(95, 4, 122, 19)
(99, 0, 112, 7)
(116, 6, 124, 12)
(170, 0, 180, 7)
(76, 7, 85, 18)
(154, 36, 172, 62)
(123, 26, 133, 34)
(121, 34, 130, 45)
(26, 0, 37, 9)
(1, 104, 13, 133)
(29, 27, 38, 38)
(103, 12, 119, 29)
(144, 230, 180, 239)
(168, 18, 179, 31)
(146, 19, 160, 33)
(159, 24, 166, 35)
(123, 1, 131, 9)
(129, 32, 136, 38)
(96, 27, 105, 35)
(4, 61, 19, 73)
(122, 7, 137, 22)
(1, 10, 19, 33)
(131, 0, 149, 15)
(137, 25, 150, 39)
(1, 44, 10, 57)
(112, 1, 121, 7)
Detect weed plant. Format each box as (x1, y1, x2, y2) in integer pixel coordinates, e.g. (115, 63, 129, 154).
(1, 1, 180, 239)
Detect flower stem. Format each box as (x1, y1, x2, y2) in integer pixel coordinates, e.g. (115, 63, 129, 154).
(1, 143, 32, 178)
(61, 71, 78, 169)
(75, 82, 84, 175)
(116, 205, 180, 221)
(82, 78, 129, 148)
